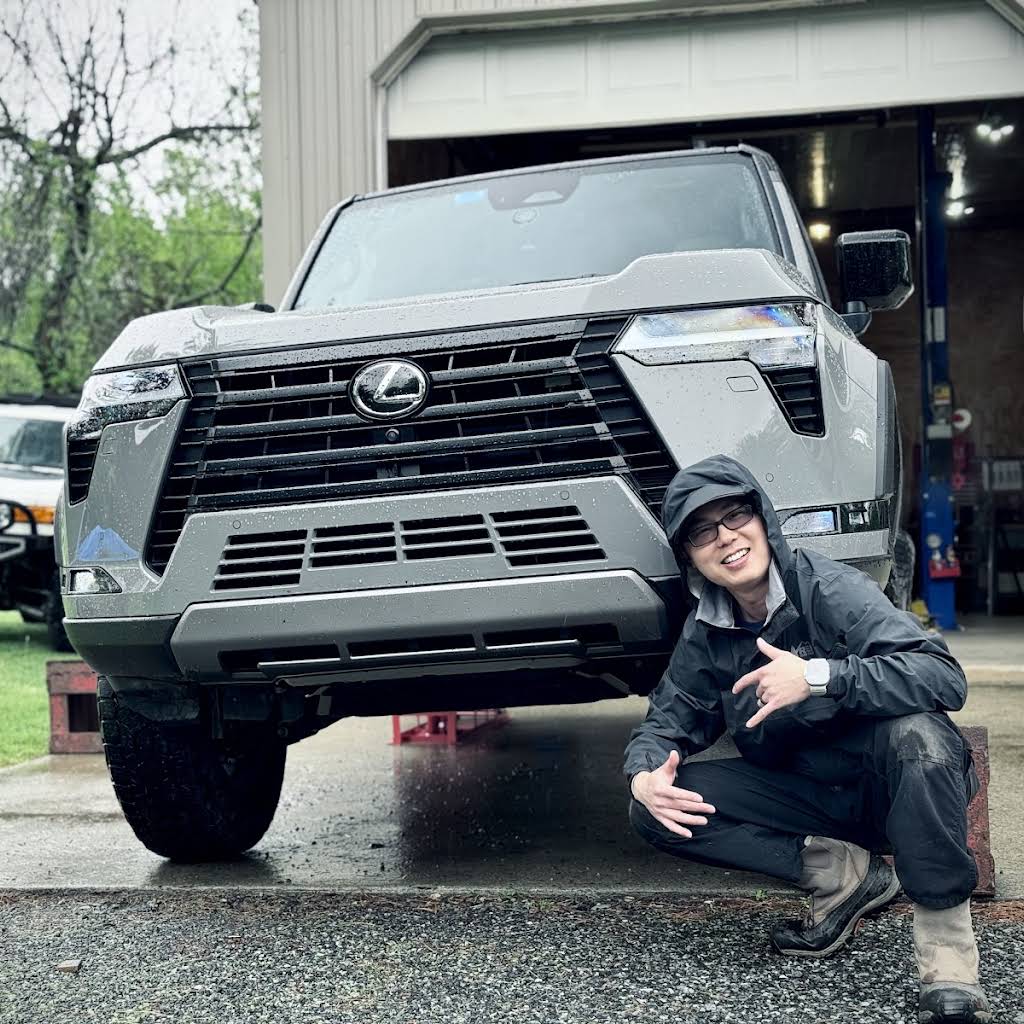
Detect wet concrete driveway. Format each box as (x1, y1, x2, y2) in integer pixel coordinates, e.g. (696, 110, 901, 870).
(2, 679, 1022, 897)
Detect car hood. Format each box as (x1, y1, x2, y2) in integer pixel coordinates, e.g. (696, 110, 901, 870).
(93, 249, 817, 372)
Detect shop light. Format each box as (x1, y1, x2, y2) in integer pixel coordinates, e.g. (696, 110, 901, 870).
(976, 121, 1014, 143)
(807, 222, 831, 241)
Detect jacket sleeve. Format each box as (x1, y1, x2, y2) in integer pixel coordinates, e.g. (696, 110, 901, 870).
(623, 629, 726, 778)
(815, 567, 967, 716)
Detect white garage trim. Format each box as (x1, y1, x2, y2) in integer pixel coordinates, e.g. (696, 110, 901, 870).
(382, 1, 1024, 149)
(988, 0, 1024, 33)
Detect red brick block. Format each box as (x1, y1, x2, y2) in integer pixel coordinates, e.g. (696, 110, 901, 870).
(962, 725, 995, 898)
(46, 660, 101, 754)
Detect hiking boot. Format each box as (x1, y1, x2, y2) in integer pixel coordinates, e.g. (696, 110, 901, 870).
(771, 838, 900, 958)
(915, 901, 991, 1023)
(917, 984, 991, 1023)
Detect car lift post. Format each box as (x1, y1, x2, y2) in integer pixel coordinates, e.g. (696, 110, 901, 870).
(917, 106, 959, 630)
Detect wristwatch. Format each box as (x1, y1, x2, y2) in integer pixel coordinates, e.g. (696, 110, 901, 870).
(804, 658, 831, 697)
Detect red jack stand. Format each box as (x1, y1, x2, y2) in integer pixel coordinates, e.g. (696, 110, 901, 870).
(391, 709, 508, 746)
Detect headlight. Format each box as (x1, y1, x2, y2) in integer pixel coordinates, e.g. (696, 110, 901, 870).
(0, 503, 11, 531)
(67, 365, 186, 441)
(614, 303, 818, 368)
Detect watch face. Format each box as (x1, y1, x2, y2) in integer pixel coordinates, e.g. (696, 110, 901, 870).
(806, 659, 830, 687)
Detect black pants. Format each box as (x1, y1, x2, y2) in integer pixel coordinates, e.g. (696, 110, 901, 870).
(629, 712, 978, 909)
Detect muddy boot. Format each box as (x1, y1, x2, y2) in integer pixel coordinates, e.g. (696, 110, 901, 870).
(914, 901, 991, 1023)
(771, 836, 899, 957)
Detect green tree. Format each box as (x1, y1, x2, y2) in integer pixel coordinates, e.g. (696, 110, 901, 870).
(0, 1, 260, 394)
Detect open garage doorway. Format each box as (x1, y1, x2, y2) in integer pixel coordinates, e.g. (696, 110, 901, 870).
(389, 98, 1024, 613)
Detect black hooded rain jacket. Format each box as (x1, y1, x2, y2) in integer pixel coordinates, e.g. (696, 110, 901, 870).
(623, 455, 967, 777)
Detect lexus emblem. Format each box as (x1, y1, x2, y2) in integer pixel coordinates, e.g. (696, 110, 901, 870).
(350, 359, 429, 421)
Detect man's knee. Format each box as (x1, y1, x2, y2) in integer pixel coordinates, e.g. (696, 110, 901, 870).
(874, 712, 964, 769)
(628, 797, 702, 857)
(626, 794, 667, 843)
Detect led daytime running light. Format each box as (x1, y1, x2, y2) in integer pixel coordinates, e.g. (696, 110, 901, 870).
(615, 303, 818, 368)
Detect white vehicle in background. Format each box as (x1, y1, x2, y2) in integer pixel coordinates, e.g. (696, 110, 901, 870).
(0, 398, 76, 650)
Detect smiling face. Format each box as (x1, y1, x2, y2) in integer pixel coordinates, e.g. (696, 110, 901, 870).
(683, 496, 772, 597)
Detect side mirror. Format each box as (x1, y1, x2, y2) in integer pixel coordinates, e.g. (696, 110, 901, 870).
(835, 230, 913, 317)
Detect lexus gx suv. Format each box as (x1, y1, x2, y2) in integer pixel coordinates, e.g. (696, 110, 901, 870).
(57, 145, 911, 860)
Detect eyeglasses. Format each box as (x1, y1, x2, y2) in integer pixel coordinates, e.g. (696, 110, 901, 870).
(685, 503, 755, 547)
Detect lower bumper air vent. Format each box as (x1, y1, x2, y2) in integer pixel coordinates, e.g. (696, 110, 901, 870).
(310, 523, 397, 568)
(400, 514, 495, 560)
(213, 530, 307, 591)
(491, 506, 605, 567)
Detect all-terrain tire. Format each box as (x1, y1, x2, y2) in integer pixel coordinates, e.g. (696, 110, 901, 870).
(97, 676, 287, 861)
(45, 572, 74, 652)
(884, 528, 915, 611)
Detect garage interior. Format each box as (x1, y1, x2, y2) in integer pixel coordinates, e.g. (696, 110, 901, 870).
(388, 96, 1024, 617)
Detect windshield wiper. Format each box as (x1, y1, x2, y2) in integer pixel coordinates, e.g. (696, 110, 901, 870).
(506, 273, 604, 287)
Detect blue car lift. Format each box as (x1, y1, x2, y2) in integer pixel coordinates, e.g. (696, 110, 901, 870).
(917, 107, 959, 630)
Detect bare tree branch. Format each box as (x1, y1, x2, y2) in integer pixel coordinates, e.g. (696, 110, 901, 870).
(0, 336, 38, 358)
(172, 214, 262, 308)
(104, 121, 256, 166)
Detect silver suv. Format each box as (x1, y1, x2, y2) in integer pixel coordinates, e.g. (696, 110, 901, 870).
(57, 146, 911, 859)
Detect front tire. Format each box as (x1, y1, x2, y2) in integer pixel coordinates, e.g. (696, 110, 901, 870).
(97, 677, 287, 861)
(884, 528, 915, 611)
(45, 572, 73, 652)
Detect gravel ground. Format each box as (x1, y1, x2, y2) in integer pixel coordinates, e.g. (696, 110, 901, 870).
(1, 890, 1022, 1024)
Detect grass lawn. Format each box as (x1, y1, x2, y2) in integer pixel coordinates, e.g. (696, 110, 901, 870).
(0, 610, 78, 768)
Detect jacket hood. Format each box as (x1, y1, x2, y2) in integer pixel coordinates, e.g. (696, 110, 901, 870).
(661, 454, 794, 595)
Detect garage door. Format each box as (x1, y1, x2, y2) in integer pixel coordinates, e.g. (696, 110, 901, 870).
(388, 1, 1024, 140)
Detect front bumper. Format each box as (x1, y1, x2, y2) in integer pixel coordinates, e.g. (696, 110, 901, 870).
(65, 569, 676, 683)
(174, 568, 671, 683)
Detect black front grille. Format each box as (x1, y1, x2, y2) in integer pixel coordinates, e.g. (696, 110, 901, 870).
(762, 366, 826, 437)
(146, 318, 677, 573)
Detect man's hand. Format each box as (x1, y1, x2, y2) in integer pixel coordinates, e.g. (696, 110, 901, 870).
(732, 636, 810, 729)
(630, 750, 716, 839)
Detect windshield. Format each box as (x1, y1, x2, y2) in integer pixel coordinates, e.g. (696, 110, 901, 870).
(295, 154, 779, 310)
(0, 416, 65, 469)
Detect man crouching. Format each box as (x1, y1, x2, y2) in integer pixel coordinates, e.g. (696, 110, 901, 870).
(625, 454, 989, 1024)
